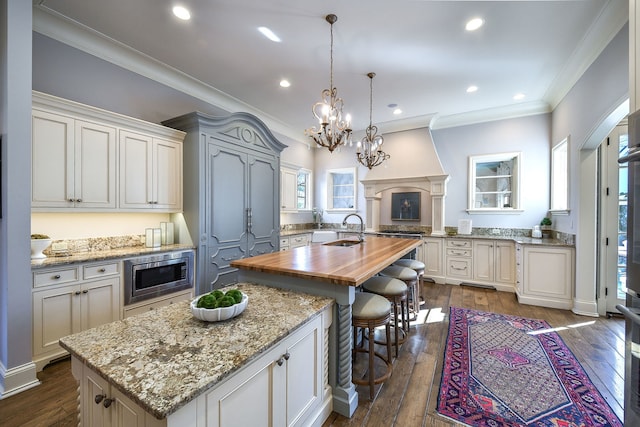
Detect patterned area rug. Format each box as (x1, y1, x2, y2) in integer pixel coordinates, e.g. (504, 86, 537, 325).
(437, 307, 622, 426)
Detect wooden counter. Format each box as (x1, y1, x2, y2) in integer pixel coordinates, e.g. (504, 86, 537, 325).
(231, 235, 422, 418)
(231, 236, 422, 287)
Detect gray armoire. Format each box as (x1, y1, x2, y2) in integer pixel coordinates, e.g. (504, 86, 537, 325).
(163, 112, 286, 295)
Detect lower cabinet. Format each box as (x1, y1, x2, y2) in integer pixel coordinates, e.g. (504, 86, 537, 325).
(72, 310, 329, 427)
(472, 240, 515, 291)
(445, 239, 473, 282)
(32, 262, 120, 371)
(516, 244, 575, 309)
(422, 238, 445, 283)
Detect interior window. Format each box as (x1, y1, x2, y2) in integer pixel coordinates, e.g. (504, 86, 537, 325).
(550, 138, 569, 213)
(468, 152, 521, 212)
(327, 167, 356, 211)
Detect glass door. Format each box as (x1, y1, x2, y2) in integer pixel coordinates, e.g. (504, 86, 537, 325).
(601, 122, 628, 313)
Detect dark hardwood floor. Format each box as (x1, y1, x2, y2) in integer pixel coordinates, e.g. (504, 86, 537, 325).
(0, 282, 625, 427)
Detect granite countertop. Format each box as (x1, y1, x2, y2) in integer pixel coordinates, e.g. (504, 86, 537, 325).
(59, 282, 334, 419)
(280, 228, 573, 247)
(31, 244, 195, 269)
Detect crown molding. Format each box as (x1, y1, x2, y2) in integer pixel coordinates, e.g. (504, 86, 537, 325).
(428, 101, 551, 130)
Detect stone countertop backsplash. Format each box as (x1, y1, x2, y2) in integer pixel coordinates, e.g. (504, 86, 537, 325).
(59, 282, 334, 419)
(280, 224, 575, 247)
(31, 234, 194, 269)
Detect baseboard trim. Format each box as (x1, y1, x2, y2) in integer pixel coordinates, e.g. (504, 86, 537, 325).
(0, 360, 40, 399)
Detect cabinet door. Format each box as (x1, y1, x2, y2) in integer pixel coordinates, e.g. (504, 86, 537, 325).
(472, 240, 494, 282)
(522, 247, 574, 306)
(32, 110, 75, 208)
(81, 277, 120, 331)
(495, 241, 515, 284)
(119, 130, 153, 209)
(281, 168, 298, 211)
(285, 317, 321, 427)
(152, 138, 182, 210)
(423, 238, 444, 279)
(32, 285, 81, 357)
(75, 120, 117, 209)
(248, 152, 278, 257)
(83, 367, 111, 427)
(206, 142, 248, 291)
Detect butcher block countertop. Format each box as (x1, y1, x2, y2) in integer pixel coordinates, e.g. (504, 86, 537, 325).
(231, 236, 423, 287)
(59, 283, 334, 419)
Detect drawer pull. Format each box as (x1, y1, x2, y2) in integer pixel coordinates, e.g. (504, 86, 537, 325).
(98, 268, 106, 273)
(221, 256, 237, 262)
(452, 266, 467, 271)
(53, 274, 61, 279)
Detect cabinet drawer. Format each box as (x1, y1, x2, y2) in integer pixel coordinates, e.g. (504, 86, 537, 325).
(33, 267, 79, 288)
(446, 258, 472, 279)
(447, 239, 472, 248)
(280, 237, 289, 247)
(123, 289, 192, 318)
(83, 262, 120, 280)
(290, 234, 310, 247)
(446, 248, 472, 257)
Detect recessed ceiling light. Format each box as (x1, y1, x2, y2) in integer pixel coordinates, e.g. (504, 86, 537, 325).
(465, 18, 484, 31)
(513, 93, 526, 100)
(172, 6, 191, 21)
(393, 108, 403, 115)
(279, 79, 291, 88)
(467, 85, 478, 93)
(258, 26, 281, 42)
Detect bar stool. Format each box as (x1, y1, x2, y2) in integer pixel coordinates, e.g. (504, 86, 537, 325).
(352, 292, 393, 400)
(362, 276, 409, 357)
(393, 258, 425, 310)
(379, 265, 419, 321)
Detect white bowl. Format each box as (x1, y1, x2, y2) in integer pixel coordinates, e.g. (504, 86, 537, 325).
(190, 293, 248, 322)
(31, 239, 52, 259)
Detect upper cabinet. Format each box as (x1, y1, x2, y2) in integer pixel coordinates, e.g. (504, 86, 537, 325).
(468, 152, 522, 213)
(119, 131, 182, 211)
(32, 91, 185, 212)
(32, 110, 117, 209)
(280, 167, 298, 212)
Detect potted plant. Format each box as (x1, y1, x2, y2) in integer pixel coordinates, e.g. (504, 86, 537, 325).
(540, 217, 552, 238)
(30, 233, 52, 259)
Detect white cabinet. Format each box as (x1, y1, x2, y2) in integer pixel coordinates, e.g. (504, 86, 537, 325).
(422, 237, 445, 283)
(193, 313, 323, 427)
(445, 239, 473, 282)
(32, 109, 117, 210)
(472, 239, 515, 291)
(32, 262, 121, 371)
(73, 357, 164, 427)
(119, 130, 183, 211)
(32, 91, 185, 213)
(516, 244, 575, 309)
(281, 167, 298, 211)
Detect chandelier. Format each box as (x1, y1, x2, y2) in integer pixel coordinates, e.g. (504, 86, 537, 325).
(357, 72, 390, 169)
(305, 14, 352, 152)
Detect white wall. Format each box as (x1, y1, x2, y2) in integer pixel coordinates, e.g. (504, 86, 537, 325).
(431, 114, 552, 229)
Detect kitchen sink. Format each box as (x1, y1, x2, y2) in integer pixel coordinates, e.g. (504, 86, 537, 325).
(323, 239, 362, 247)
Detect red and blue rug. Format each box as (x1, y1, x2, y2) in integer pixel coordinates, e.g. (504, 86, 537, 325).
(437, 307, 622, 426)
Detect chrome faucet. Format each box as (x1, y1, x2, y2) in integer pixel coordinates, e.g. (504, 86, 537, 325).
(342, 213, 365, 242)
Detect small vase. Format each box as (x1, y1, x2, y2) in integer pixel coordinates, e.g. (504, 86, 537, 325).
(31, 239, 52, 259)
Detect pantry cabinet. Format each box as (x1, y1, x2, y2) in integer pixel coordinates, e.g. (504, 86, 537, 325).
(119, 130, 182, 211)
(32, 262, 120, 371)
(32, 91, 185, 212)
(32, 109, 117, 210)
(162, 112, 286, 294)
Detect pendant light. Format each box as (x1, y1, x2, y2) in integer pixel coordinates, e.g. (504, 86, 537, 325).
(356, 72, 390, 169)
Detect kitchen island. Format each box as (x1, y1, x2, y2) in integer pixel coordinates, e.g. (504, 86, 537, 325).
(59, 283, 334, 426)
(231, 236, 423, 417)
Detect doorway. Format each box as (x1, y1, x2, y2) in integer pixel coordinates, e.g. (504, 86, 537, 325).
(599, 122, 628, 314)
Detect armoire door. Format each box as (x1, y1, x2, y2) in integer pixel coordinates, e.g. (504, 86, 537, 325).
(247, 152, 279, 257)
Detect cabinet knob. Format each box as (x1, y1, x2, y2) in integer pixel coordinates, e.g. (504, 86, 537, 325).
(276, 356, 285, 366)
(68, 199, 74, 202)
(53, 275, 61, 279)
(98, 268, 106, 273)
(103, 398, 113, 408)
(75, 291, 81, 295)
(76, 199, 82, 203)
(95, 394, 106, 404)
(284, 352, 290, 361)
(82, 290, 88, 294)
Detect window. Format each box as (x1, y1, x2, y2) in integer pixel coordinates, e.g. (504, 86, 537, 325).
(327, 167, 356, 211)
(468, 152, 521, 212)
(297, 169, 311, 210)
(550, 138, 569, 214)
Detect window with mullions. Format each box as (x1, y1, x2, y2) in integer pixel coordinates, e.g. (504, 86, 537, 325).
(297, 169, 311, 210)
(327, 167, 356, 211)
(468, 152, 521, 212)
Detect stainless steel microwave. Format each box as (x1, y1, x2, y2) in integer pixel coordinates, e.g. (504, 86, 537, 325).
(123, 250, 194, 306)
